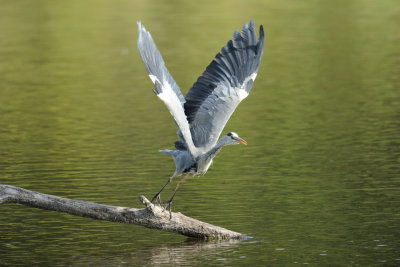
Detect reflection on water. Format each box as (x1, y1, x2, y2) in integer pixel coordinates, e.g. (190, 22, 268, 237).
(71, 239, 242, 266)
(1, 0, 400, 266)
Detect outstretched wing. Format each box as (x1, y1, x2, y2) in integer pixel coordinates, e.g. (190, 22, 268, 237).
(137, 22, 198, 156)
(184, 20, 265, 149)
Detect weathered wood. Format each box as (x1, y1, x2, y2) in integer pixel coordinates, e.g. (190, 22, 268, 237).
(0, 184, 245, 240)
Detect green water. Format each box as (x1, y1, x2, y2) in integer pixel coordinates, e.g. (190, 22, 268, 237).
(1, 0, 399, 265)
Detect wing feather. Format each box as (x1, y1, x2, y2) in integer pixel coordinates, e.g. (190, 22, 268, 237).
(184, 20, 265, 149)
(137, 22, 198, 156)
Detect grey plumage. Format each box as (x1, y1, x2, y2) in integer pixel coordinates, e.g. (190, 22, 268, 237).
(185, 20, 265, 149)
(137, 20, 265, 217)
(137, 22, 185, 105)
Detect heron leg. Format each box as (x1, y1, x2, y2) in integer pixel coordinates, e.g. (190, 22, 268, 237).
(164, 174, 190, 219)
(151, 176, 173, 206)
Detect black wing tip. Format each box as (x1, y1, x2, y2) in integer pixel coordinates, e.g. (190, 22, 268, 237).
(259, 25, 265, 38)
(258, 25, 265, 51)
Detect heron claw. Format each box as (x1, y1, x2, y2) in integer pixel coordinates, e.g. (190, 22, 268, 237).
(163, 200, 173, 219)
(151, 193, 162, 207)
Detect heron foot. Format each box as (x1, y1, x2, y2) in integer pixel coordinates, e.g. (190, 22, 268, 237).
(163, 200, 173, 219)
(151, 193, 162, 207)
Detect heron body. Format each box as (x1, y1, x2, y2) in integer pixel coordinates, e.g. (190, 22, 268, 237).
(160, 133, 244, 176)
(137, 20, 265, 217)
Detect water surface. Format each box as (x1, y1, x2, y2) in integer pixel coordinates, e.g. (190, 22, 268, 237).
(1, 0, 399, 266)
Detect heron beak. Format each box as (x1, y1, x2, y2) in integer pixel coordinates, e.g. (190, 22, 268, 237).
(235, 137, 247, 145)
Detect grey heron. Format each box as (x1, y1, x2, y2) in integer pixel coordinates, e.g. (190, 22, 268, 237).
(137, 20, 265, 217)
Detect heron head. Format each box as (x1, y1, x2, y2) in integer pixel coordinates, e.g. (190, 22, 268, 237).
(227, 132, 247, 145)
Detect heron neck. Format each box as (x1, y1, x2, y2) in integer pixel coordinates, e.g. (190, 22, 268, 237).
(203, 137, 231, 161)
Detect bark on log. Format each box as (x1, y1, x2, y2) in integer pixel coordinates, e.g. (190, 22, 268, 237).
(0, 184, 245, 240)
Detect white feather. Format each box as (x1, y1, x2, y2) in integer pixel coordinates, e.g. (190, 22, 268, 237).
(238, 72, 258, 101)
(149, 74, 159, 84)
(156, 80, 199, 156)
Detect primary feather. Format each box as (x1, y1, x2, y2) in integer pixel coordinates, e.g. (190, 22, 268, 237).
(185, 20, 265, 150)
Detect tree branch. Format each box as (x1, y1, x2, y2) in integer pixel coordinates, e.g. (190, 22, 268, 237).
(0, 184, 244, 240)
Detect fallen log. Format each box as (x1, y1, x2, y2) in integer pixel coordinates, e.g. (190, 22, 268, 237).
(0, 184, 245, 240)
